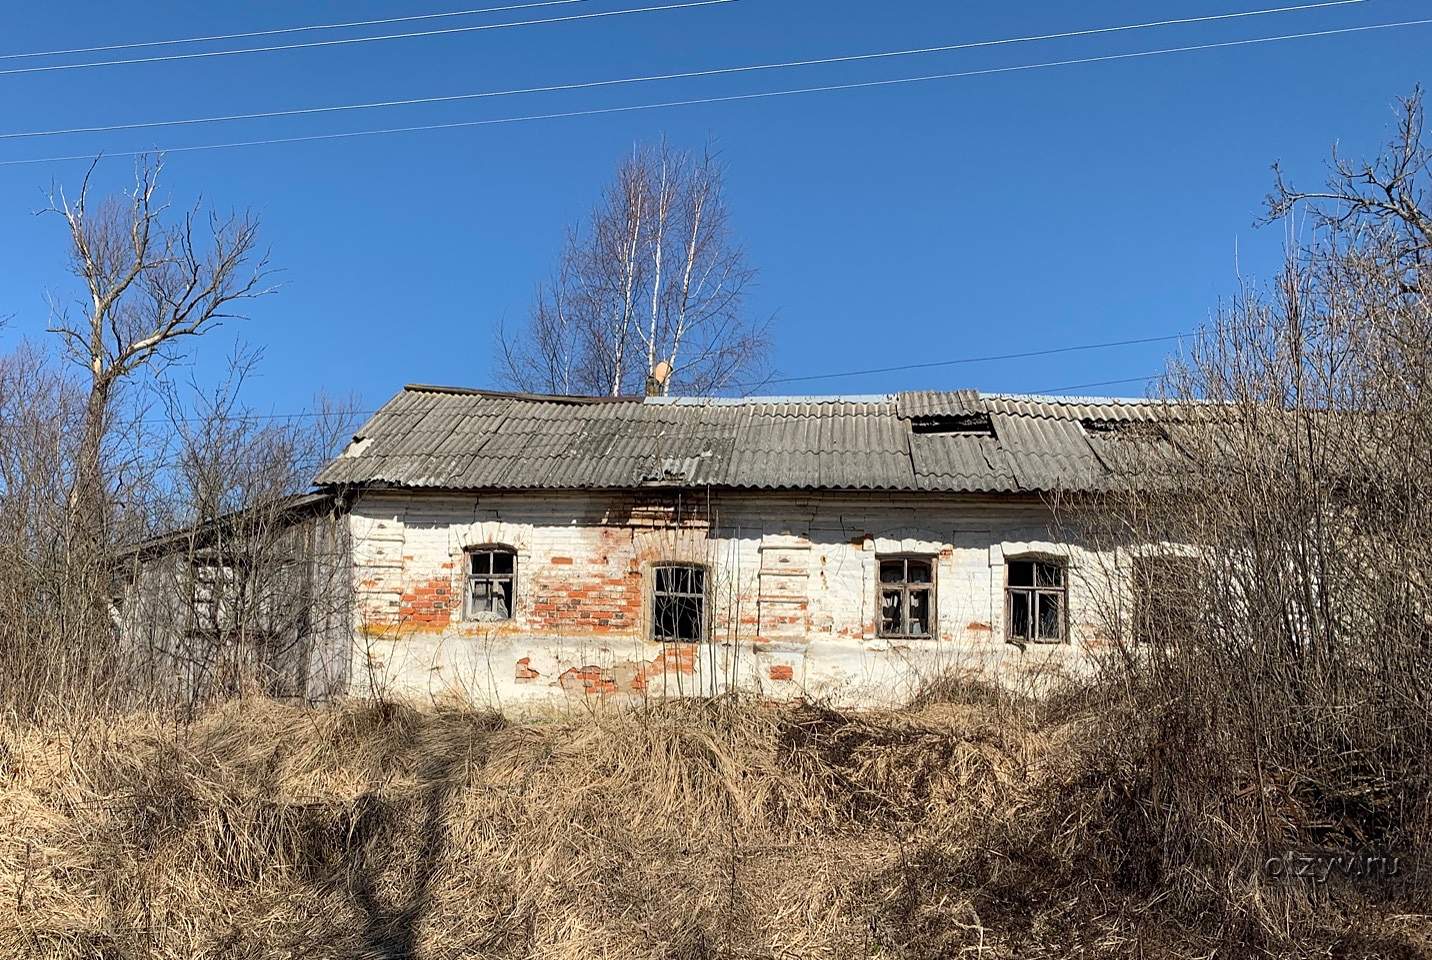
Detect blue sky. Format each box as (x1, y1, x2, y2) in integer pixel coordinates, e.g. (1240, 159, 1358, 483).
(0, 0, 1427, 418)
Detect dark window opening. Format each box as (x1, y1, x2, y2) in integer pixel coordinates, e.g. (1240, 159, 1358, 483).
(878, 556, 935, 638)
(910, 413, 994, 436)
(467, 547, 515, 619)
(1007, 557, 1066, 643)
(1132, 555, 1199, 644)
(652, 564, 706, 642)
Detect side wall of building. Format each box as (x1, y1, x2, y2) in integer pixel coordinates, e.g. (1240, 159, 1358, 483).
(347, 489, 1114, 707)
(117, 510, 352, 703)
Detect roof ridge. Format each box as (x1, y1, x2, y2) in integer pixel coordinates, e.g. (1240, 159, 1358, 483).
(981, 392, 1158, 404)
(401, 385, 1176, 405)
(404, 384, 642, 404)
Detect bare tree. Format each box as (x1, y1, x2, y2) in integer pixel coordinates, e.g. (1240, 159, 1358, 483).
(1070, 88, 1432, 937)
(499, 140, 768, 396)
(47, 155, 271, 537)
(0, 156, 280, 722)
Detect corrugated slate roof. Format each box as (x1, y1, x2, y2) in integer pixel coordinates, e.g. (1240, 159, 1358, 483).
(315, 385, 1180, 494)
(894, 389, 980, 419)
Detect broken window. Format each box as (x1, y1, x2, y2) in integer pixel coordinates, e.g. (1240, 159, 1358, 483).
(1132, 555, 1199, 645)
(878, 556, 935, 638)
(1006, 557, 1066, 643)
(189, 556, 239, 634)
(652, 564, 706, 642)
(466, 547, 515, 619)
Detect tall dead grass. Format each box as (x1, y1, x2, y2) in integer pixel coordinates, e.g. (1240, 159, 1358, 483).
(3, 687, 1423, 960)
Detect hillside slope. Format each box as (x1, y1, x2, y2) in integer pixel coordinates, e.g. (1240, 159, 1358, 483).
(1, 693, 1425, 959)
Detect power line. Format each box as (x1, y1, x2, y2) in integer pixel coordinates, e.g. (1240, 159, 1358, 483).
(0, 0, 591, 62)
(132, 376, 1170, 464)
(5, 16, 1425, 167)
(144, 331, 1192, 422)
(0, 0, 1370, 142)
(742, 334, 1190, 388)
(0, 0, 739, 78)
(140, 409, 373, 425)
(1029, 374, 1163, 395)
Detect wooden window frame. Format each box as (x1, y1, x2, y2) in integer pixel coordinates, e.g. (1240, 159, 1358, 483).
(465, 545, 516, 621)
(188, 555, 239, 636)
(650, 562, 708, 643)
(876, 554, 937, 640)
(1005, 556, 1067, 644)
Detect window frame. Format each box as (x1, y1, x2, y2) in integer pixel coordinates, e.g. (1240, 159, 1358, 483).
(649, 562, 708, 643)
(464, 545, 517, 621)
(1004, 555, 1068, 644)
(188, 554, 239, 635)
(876, 553, 937, 640)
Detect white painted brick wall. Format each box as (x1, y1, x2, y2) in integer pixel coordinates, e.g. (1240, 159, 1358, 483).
(346, 490, 1119, 707)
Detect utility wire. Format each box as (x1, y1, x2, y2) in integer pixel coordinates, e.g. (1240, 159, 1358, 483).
(0, 0, 739, 78)
(0, 0, 1372, 142)
(742, 334, 1190, 388)
(6, 16, 1425, 167)
(135, 375, 1172, 451)
(143, 331, 1191, 422)
(0, 0, 592, 62)
(131, 373, 1170, 467)
(1029, 374, 1164, 395)
(141, 410, 375, 425)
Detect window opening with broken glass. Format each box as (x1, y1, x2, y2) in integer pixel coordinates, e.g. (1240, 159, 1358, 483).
(1006, 557, 1065, 643)
(652, 564, 706, 642)
(1132, 555, 1199, 644)
(878, 556, 935, 638)
(466, 547, 515, 619)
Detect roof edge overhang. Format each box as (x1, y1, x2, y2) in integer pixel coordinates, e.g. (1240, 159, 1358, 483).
(114, 491, 339, 564)
(320, 480, 1056, 501)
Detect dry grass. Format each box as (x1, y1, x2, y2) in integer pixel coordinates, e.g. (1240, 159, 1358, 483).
(2, 684, 1425, 960)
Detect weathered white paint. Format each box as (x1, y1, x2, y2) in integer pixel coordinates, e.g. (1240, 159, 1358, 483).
(346, 490, 1113, 707)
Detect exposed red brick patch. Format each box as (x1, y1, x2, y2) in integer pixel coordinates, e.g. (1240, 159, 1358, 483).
(556, 645, 707, 699)
(649, 645, 697, 675)
(559, 664, 618, 696)
(530, 561, 641, 634)
(515, 657, 540, 682)
(397, 576, 457, 628)
(966, 621, 992, 632)
(768, 664, 794, 682)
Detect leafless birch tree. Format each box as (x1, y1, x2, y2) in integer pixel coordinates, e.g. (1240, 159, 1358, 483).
(499, 140, 768, 396)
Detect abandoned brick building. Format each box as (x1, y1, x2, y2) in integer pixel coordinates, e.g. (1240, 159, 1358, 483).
(294, 385, 1174, 706)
